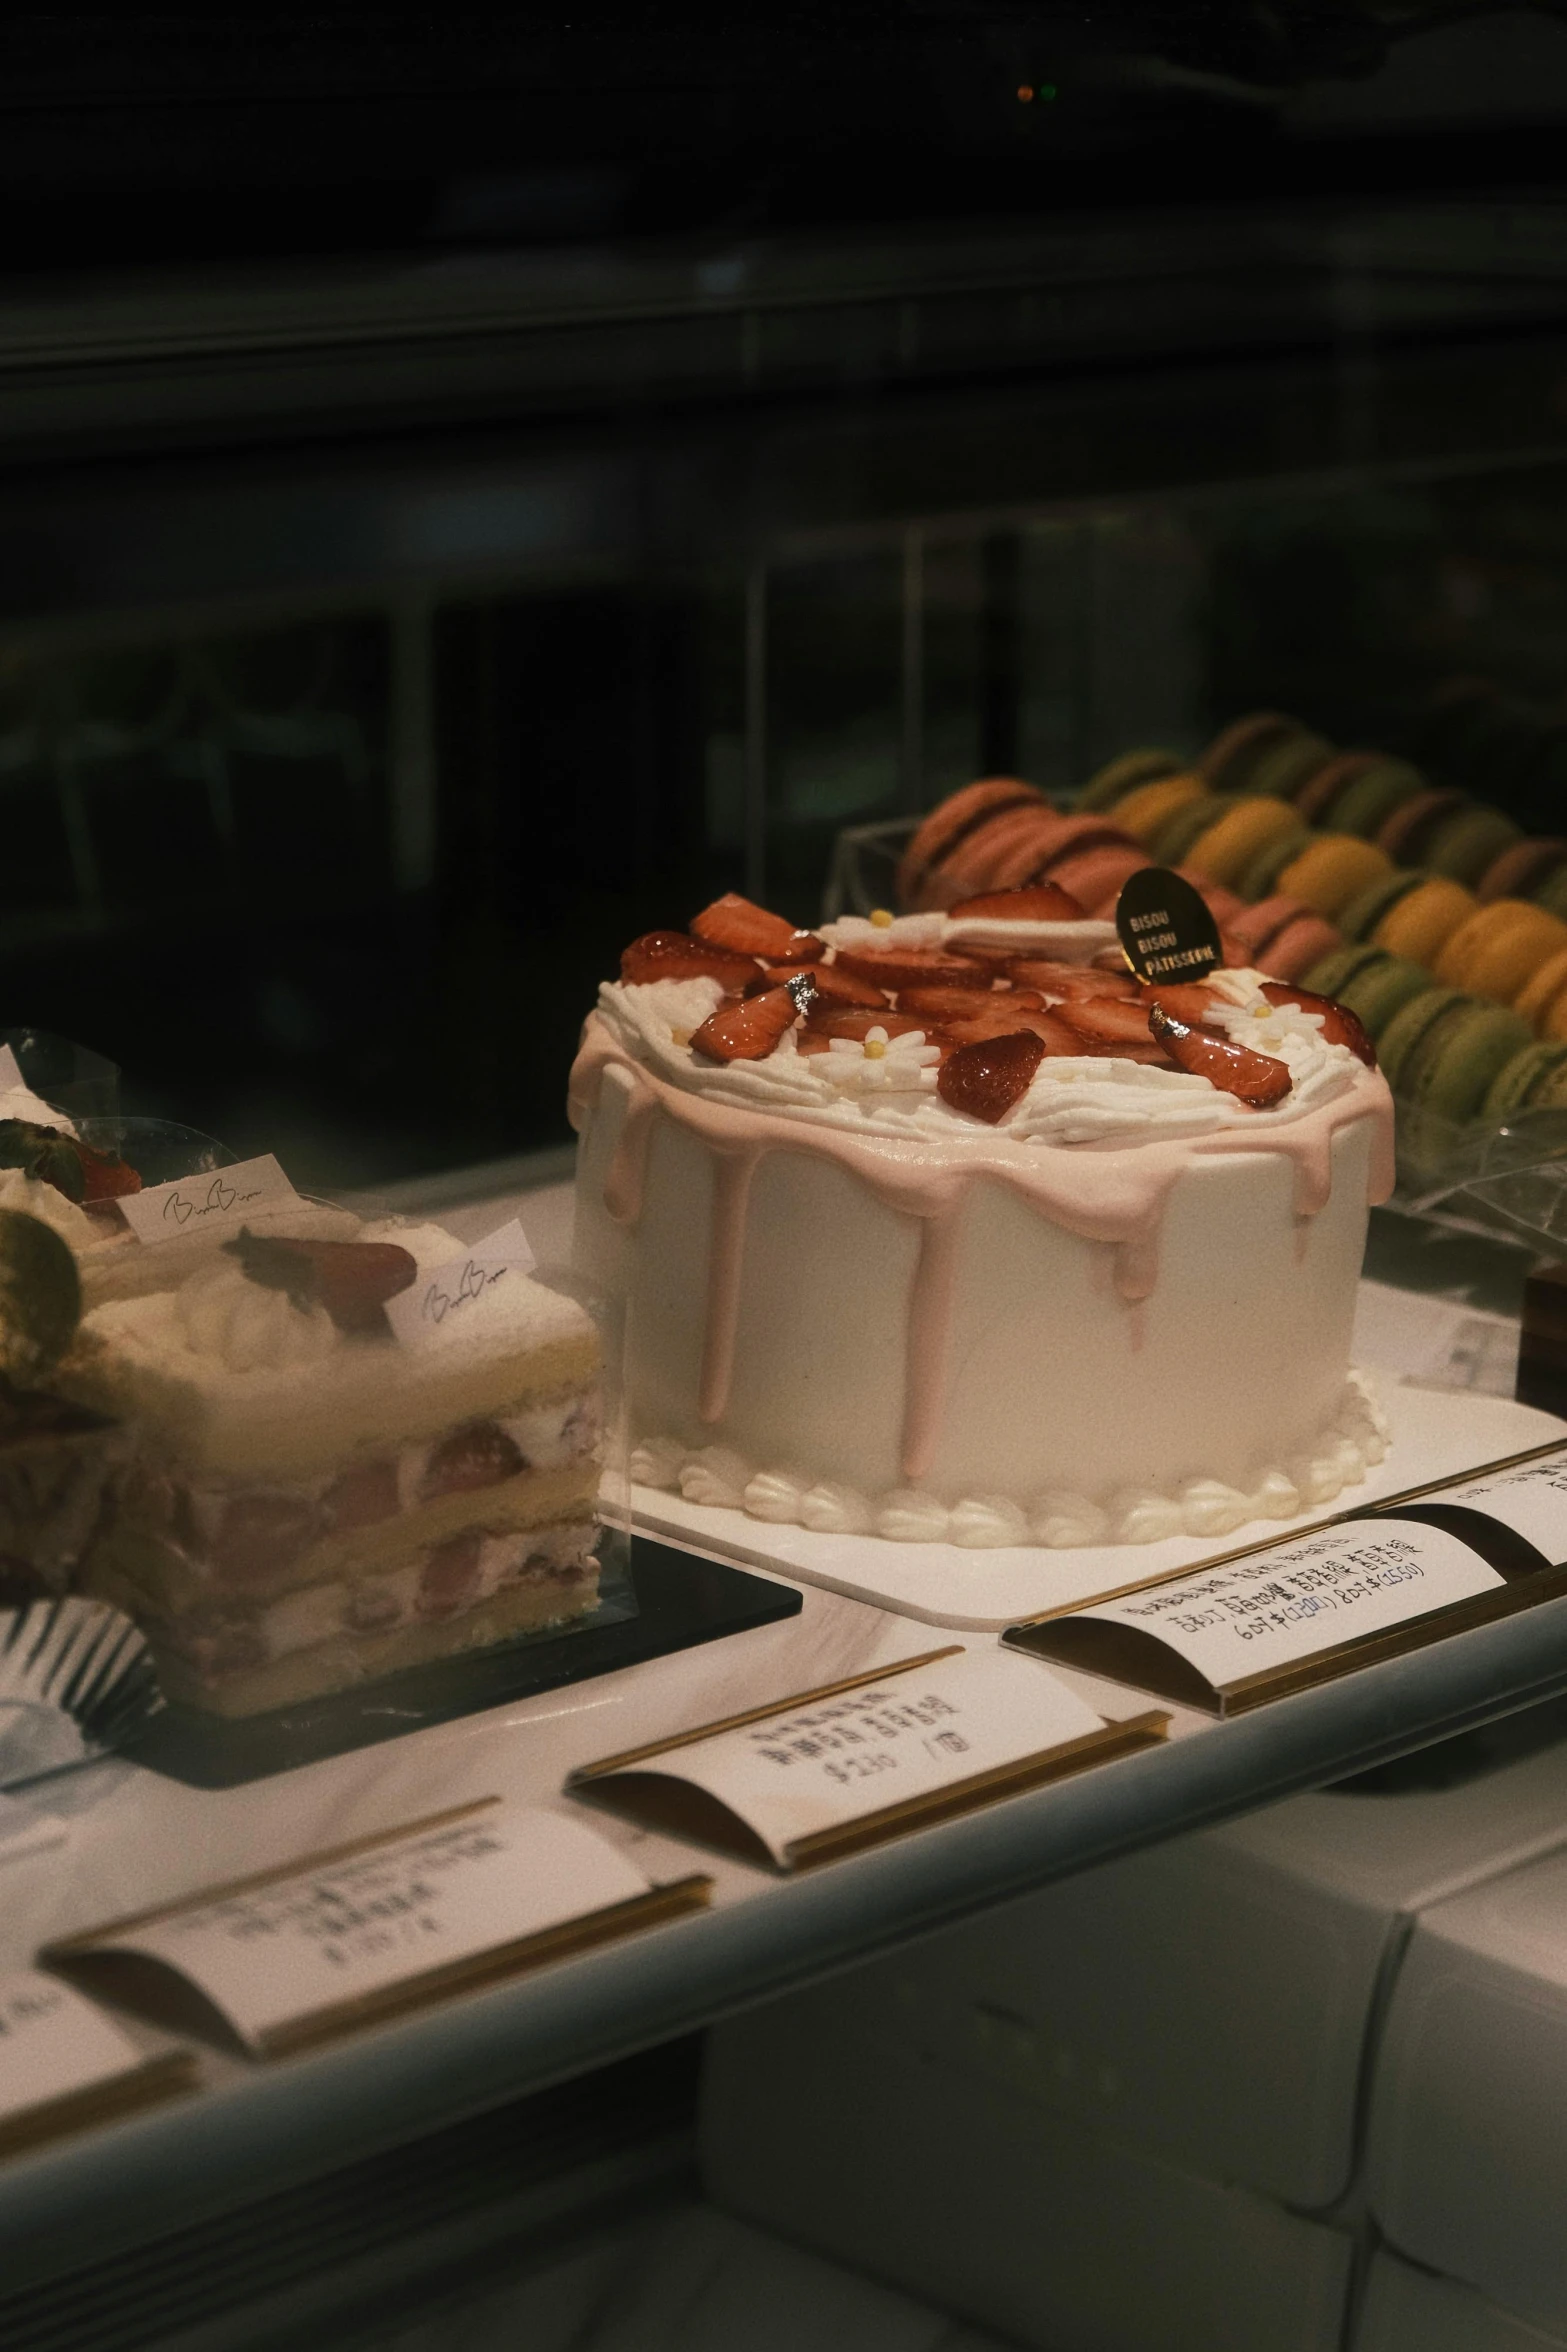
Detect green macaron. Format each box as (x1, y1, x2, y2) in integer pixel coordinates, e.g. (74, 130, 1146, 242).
(1424, 804, 1523, 886)
(1338, 952, 1434, 1040)
(1328, 758, 1426, 841)
(1482, 1041, 1567, 1118)
(1336, 869, 1425, 943)
(1395, 995, 1534, 1123)
(1246, 730, 1337, 803)
(1150, 793, 1231, 863)
(1080, 747, 1185, 811)
(1234, 825, 1314, 903)
(1299, 944, 1391, 1000)
(1378, 987, 1470, 1094)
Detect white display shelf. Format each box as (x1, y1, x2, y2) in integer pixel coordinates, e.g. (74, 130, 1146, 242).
(0, 1190, 1564, 2301)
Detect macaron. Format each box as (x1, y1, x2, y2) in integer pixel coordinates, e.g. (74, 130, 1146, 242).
(1224, 895, 1342, 983)
(1147, 793, 1230, 863)
(1483, 1041, 1567, 1117)
(982, 810, 1128, 891)
(1378, 987, 1469, 1094)
(1311, 948, 1433, 1041)
(1112, 773, 1207, 844)
(899, 776, 1046, 907)
(1276, 835, 1394, 919)
(1377, 788, 1466, 865)
(1423, 803, 1522, 886)
(1293, 749, 1382, 828)
(1245, 730, 1337, 804)
(1176, 869, 1246, 926)
(1184, 797, 1302, 889)
(1050, 843, 1150, 914)
(1479, 839, 1567, 905)
(1514, 945, 1567, 1032)
(931, 801, 1063, 903)
(1395, 994, 1534, 1126)
(1336, 869, 1424, 943)
(1233, 825, 1314, 903)
(1200, 712, 1303, 793)
(1536, 866, 1567, 925)
(1325, 758, 1427, 841)
(1298, 944, 1391, 1001)
(1372, 877, 1477, 967)
(1434, 900, 1567, 1004)
(1079, 747, 1185, 812)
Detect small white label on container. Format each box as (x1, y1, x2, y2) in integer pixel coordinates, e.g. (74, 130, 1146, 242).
(1440, 1450, 1567, 1566)
(385, 1218, 537, 1348)
(585, 1649, 1105, 1868)
(118, 1153, 302, 1244)
(55, 1804, 648, 2056)
(0, 1969, 144, 2120)
(1075, 1517, 1503, 1690)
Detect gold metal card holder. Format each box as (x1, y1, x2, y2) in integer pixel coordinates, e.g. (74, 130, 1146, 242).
(569, 1649, 1168, 1871)
(1005, 1437, 1567, 1717)
(44, 1799, 713, 2061)
(0, 2050, 196, 2164)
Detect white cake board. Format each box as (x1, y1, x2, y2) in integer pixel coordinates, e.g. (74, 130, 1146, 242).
(631, 1386, 1567, 1631)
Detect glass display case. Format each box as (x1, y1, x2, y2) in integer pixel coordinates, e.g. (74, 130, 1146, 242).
(5, 16, 1567, 2347)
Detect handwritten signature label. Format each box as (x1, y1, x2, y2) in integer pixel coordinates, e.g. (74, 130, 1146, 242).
(0, 1969, 145, 2121)
(118, 1153, 301, 1244)
(386, 1218, 536, 1348)
(1071, 1517, 1502, 1690)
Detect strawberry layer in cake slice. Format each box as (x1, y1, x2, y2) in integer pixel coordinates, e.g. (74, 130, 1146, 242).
(56, 1217, 603, 1715)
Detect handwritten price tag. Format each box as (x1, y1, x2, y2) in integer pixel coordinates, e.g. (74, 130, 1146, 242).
(572, 1649, 1134, 1870)
(1072, 1517, 1501, 1690)
(385, 1218, 537, 1348)
(1438, 1448, 1567, 1566)
(117, 1153, 301, 1244)
(45, 1802, 678, 2057)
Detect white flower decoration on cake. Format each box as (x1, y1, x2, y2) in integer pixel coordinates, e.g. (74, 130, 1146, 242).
(818, 1026, 941, 1097)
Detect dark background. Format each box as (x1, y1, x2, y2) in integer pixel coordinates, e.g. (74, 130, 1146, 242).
(7, 6, 1567, 1185)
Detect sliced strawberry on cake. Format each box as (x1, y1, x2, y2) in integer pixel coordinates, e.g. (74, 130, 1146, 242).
(690, 983, 801, 1062)
(1259, 983, 1377, 1066)
(831, 944, 995, 992)
(621, 930, 760, 990)
(946, 881, 1088, 923)
(936, 1032, 1048, 1123)
(1008, 961, 1138, 1002)
(1147, 1004, 1292, 1106)
(691, 893, 823, 964)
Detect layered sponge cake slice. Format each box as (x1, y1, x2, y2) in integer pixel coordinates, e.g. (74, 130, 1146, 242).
(57, 1217, 603, 1716)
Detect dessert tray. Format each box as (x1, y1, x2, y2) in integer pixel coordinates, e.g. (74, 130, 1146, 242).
(631, 1385, 1567, 1631)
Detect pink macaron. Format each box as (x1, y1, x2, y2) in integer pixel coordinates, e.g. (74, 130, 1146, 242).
(1177, 868, 1246, 926)
(1225, 894, 1342, 981)
(1051, 843, 1150, 913)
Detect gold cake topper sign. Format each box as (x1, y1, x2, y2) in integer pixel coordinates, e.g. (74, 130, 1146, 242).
(1115, 867, 1222, 985)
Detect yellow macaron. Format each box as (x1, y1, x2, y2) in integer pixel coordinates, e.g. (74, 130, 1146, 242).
(1516, 944, 1567, 1033)
(1111, 772, 1206, 845)
(1183, 797, 1302, 889)
(1275, 834, 1393, 920)
(1371, 877, 1477, 968)
(1434, 899, 1567, 1004)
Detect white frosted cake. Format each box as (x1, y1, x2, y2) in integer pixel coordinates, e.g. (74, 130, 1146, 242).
(571, 890, 1396, 1550)
(57, 1218, 602, 1713)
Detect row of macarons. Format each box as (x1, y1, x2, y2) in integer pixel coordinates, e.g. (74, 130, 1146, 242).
(1295, 938, 1567, 1145)
(895, 737, 1567, 1041)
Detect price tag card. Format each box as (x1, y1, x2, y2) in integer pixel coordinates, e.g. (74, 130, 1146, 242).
(0, 1969, 193, 2160)
(1010, 1518, 1517, 1714)
(117, 1153, 301, 1244)
(44, 1801, 710, 2058)
(1433, 1445, 1567, 1566)
(570, 1649, 1166, 1871)
(385, 1218, 538, 1349)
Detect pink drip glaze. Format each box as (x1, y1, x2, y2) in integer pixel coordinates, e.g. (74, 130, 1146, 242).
(570, 1018, 1394, 1487)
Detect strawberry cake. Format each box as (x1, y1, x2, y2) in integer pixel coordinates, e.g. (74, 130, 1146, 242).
(56, 1220, 603, 1713)
(572, 886, 1396, 1551)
